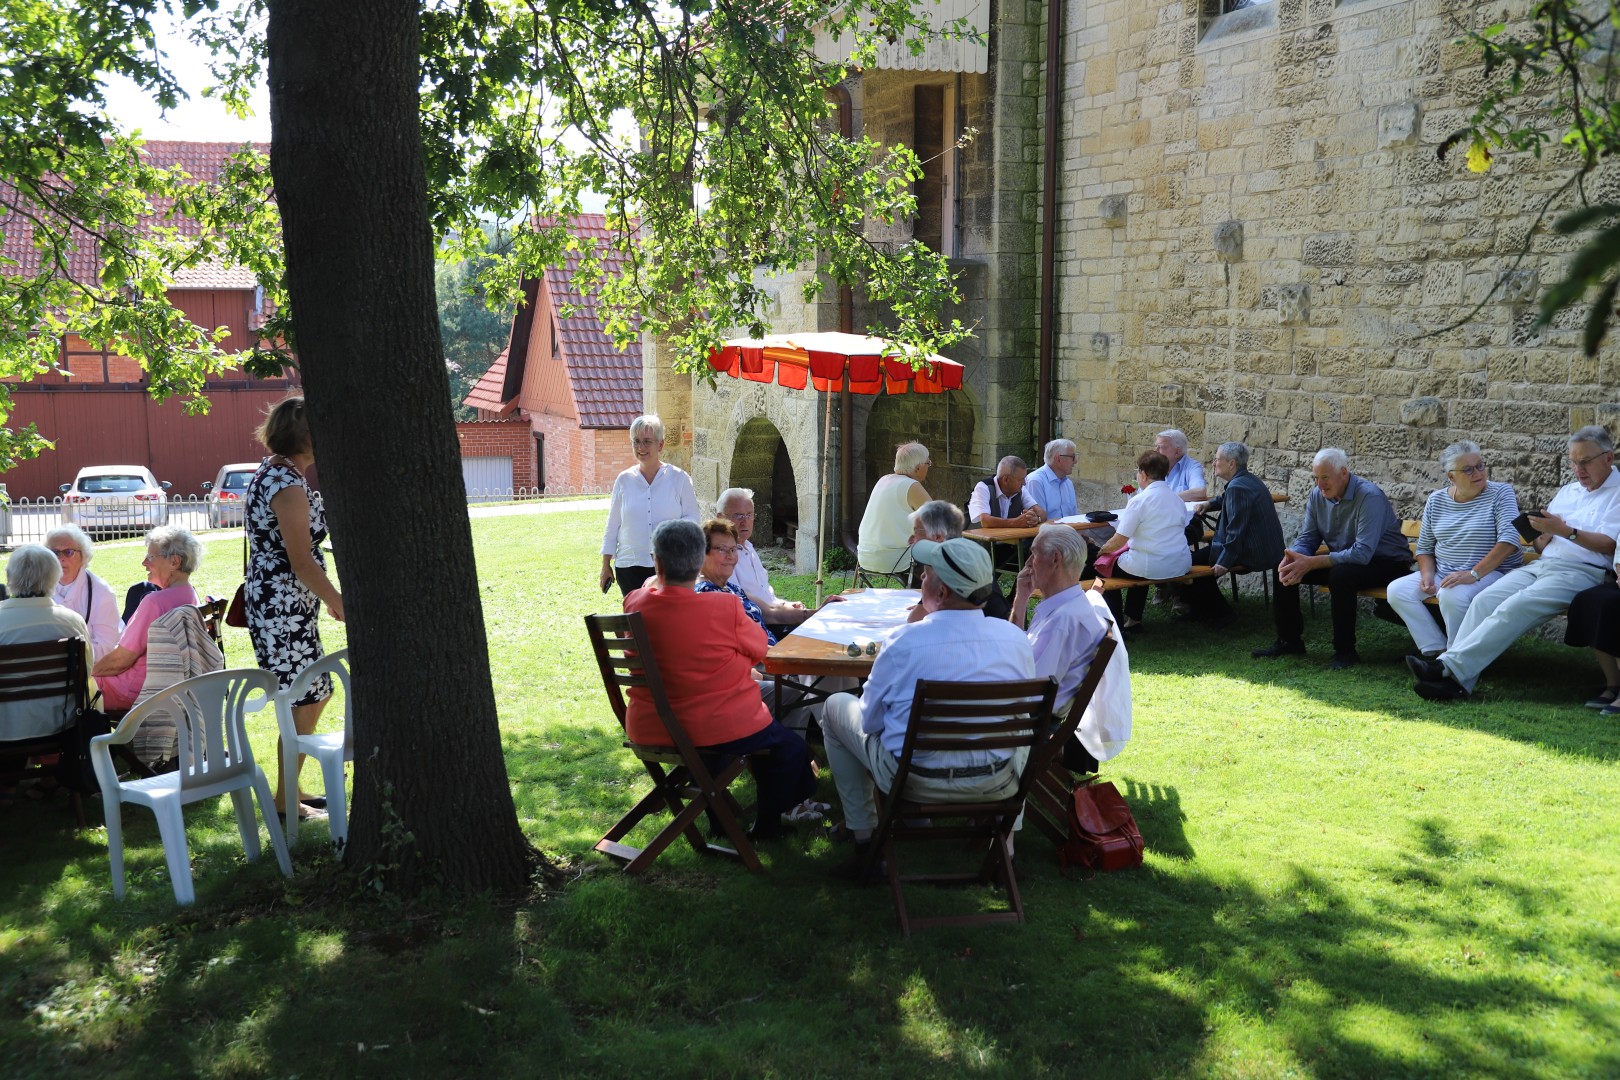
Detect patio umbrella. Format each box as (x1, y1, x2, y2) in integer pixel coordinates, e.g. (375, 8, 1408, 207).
(706, 331, 965, 603)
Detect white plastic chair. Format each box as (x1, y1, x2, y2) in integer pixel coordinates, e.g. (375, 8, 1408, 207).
(274, 649, 352, 849)
(90, 667, 292, 906)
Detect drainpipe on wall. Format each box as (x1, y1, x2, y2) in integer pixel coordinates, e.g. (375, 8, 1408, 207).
(829, 83, 860, 558)
(1036, 0, 1064, 447)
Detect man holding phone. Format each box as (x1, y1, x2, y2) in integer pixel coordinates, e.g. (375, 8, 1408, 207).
(1408, 426, 1620, 700)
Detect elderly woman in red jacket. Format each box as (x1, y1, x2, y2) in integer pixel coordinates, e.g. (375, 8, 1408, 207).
(622, 519, 818, 839)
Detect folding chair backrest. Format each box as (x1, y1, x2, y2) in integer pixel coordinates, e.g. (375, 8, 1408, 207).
(900, 677, 1059, 758)
(196, 598, 228, 654)
(582, 612, 702, 758)
(0, 638, 87, 711)
(1028, 633, 1118, 782)
(157, 668, 278, 791)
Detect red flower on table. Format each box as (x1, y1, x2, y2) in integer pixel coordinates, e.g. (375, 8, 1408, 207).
(1121, 484, 1136, 495)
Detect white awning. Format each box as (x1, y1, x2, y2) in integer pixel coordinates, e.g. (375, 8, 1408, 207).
(813, 0, 990, 75)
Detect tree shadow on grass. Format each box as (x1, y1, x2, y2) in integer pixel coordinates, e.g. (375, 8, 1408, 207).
(1133, 601, 1620, 762)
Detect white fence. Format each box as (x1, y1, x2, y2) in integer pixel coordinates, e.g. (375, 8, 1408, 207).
(0, 488, 607, 549)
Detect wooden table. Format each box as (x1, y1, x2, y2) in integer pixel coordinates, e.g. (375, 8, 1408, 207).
(962, 518, 1112, 545)
(762, 589, 917, 710)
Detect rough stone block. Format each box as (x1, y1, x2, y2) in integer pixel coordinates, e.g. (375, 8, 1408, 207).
(1213, 220, 1245, 262)
(1400, 396, 1445, 427)
(1303, 233, 1353, 265)
(1278, 283, 1311, 325)
(1099, 194, 1129, 227)
(1377, 103, 1421, 148)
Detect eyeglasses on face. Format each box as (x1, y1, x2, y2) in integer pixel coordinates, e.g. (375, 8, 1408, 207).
(1571, 451, 1611, 469)
(707, 544, 740, 557)
(632, 438, 661, 448)
(727, 511, 754, 521)
(1450, 463, 1487, 476)
(50, 548, 82, 559)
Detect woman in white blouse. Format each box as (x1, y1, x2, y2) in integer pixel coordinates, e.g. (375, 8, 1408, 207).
(599, 414, 701, 595)
(44, 524, 122, 661)
(1091, 450, 1192, 629)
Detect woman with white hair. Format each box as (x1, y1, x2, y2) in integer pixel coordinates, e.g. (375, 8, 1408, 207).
(1385, 441, 1522, 659)
(856, 441, 933, 579)
(92, 526, 203, 712)
(600, 414, 701, 596)
(0, 545, 94, 750)
(43, 524, 121, 662)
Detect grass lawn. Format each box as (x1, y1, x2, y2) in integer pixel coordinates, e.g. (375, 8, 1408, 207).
(3, 510, 1618, 1078)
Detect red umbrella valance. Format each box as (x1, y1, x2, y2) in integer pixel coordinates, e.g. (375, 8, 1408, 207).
(706, 332, 965, 395)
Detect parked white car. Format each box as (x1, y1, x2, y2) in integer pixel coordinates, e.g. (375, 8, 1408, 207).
(202, 462, 259, 529)
(60, 465, 172, 533)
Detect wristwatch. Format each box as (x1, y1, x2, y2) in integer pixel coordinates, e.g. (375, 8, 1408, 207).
(1469, 568, 1480, 581)
(1570, 527, 1580, 543)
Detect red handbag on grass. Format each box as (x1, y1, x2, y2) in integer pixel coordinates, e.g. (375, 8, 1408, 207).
(1059, 780, 1144, 872)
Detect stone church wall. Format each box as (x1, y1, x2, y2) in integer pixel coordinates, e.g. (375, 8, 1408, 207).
(1058, 0, 1620, 522)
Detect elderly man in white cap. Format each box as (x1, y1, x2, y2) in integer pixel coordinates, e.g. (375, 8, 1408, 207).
(821, 536, 1037, 875)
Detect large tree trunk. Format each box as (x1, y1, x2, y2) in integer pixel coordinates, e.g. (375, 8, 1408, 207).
(265, 0, 532, 894)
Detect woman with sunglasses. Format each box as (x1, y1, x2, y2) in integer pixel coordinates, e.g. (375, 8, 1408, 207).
(43, 524, 121, 662)
(1385, 441, 1522, 659)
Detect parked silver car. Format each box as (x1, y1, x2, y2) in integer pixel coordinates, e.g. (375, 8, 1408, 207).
(60, 465, 171, 534)
(202, 462, 259, 529)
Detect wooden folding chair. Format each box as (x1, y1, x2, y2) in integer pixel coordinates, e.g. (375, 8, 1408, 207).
(1019, 633, 1120, 847)
(858, 675, 1061, 936)
(583, 613, 762, 874)
(0, 638, 92, 827)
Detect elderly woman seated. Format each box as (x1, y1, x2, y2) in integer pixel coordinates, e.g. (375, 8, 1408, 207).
(92, 526, 203, 713)
(856, 441, 933, 582)
(1091, 450, 1192, 631)
(623, 519, 821, 839)
(43, 525, 122, 662)
(0, 545, 95, 770)
(1385, 440, 1523, 660)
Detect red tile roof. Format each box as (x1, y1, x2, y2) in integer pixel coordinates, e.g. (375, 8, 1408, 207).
(461, 214, 642, 429)
(545, 214, 642, 429)
(0, 140, 268, 284)
(463, 348, 514, 415)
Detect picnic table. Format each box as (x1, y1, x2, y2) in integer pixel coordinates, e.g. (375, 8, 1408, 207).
(762, 588, 918, 705)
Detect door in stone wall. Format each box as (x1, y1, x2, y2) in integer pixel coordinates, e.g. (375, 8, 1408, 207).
(730, 417, 798, 549)
(863, 390, 976, 514)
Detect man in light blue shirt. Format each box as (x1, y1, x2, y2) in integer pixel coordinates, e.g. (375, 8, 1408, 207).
(821, 537, 1037, 873)
(1024, 439, 1080, 521)
(1156, 429, 1208, 500)
(1254, 447, 1411, 669)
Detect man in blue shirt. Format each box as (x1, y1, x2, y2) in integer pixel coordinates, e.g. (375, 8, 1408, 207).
(1024, 439, 1080, 521)
(1156, 429, 1208, 500)
(1254, 447, 1412, 669)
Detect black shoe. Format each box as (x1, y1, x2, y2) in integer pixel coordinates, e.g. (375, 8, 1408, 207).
(1372, 599, 1404, 626)
(747, 819, 797, 843)
(830, 841, 886, 883)
(1414, 676, 1469, 702)
(1405, 655, 1445, 683)
(1252, 640, 1306, 659)
(1329, 651, 1360, 670)
(299, 796, 327, 811)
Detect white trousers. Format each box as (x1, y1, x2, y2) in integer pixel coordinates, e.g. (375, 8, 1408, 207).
(1385, 569, 1503, 656)
(1439, 559, 1606, 690)
(821, 692, 1026, 834)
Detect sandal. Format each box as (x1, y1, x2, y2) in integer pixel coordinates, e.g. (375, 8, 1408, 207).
(782, 800, 827, 825)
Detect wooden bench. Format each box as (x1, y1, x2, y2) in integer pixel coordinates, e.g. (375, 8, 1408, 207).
(1080, 564, 1222, 593)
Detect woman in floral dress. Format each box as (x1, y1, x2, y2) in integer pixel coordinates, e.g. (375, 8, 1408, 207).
(245, 396, 344, 818)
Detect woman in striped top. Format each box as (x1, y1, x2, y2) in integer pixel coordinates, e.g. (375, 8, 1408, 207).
(1386, 441, 1524, 657)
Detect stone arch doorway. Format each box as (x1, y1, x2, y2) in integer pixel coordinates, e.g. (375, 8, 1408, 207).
(863, 389, 977, 514)
(730, 416, 799, 548)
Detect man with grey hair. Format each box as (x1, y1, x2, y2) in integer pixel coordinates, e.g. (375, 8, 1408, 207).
(1025, 439, 1080, 521)
(968, 455, 1044, 529)
(902, 498, 1010, 620)
(1181, 442, 1285, 624)
(0, 544, 93, 746)
(1409, 426, 1620, 700)
(1155, 429, 1208, 501)
(1255, 447, 1411, 669)
(1010, 525, 1112, 771)
(715, 487, 840, 628)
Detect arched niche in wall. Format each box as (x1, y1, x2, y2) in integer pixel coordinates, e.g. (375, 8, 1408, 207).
(862, 388, 978, 515)
(729, 415, 798, 548)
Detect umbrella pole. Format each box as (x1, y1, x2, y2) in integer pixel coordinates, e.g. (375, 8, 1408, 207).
(815, 388, 833, 607)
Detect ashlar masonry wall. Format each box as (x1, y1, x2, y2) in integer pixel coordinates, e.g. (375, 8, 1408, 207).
(1057, 0, 1620, 519)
